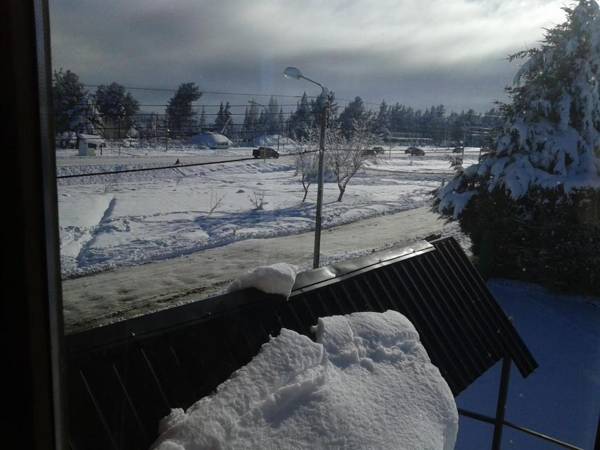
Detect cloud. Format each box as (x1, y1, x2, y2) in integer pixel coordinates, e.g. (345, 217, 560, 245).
(49, 0, 567, 111)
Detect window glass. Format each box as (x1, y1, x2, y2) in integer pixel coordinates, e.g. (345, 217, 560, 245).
(49, 1, 599, 449)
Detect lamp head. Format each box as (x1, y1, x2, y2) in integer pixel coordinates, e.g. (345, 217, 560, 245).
(283, 66, 303, 80)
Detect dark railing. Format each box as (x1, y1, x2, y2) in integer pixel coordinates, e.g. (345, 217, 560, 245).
(65, 238, 595, 450)
(458, 357, 586, 450)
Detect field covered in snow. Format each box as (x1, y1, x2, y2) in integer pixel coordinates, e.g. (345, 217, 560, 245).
(57, 145, 477, 329)
(57, 145, 479, 277)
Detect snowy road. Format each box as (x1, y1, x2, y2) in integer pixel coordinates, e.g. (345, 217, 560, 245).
(62, 206, 464, 333)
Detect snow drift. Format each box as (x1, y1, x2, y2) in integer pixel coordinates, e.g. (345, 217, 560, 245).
(151, 310, 458, 450)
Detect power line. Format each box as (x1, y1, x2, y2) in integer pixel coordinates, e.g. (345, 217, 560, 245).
(82, 83, 373, 105)
(83, 84, 314, 100)
(56, 150, 318, 179)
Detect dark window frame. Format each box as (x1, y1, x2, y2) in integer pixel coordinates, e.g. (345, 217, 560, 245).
(5, 0, 65, 448)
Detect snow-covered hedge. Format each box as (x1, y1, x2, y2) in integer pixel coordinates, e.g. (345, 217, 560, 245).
(435, 1, 600, 292)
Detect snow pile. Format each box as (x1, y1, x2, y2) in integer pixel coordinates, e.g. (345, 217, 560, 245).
(151, 310, 458, 450)
(437, 0, 600, 216)
(226, 262, 298, 297)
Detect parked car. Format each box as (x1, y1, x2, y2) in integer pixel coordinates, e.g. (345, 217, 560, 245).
(405, 146, 425, 156)
(361, 146, 384, 156)
(253, 147, 279, 159)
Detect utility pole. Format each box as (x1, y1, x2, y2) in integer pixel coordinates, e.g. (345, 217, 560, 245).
(313, 97, 328, 269)
(165, 120, 169, 152)
(283, 66, 329, 268)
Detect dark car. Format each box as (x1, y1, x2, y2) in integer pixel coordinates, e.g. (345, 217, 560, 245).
(253, 147, 279, 159)
(405, 146, 425, 156)
(361, 146, 385, 157)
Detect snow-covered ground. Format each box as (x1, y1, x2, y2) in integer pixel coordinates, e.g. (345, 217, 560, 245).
(457, 280, 600, 450)
(57, 145, 474, 277)
(57, 145, 478, 331)
(61, 206, 465, 333)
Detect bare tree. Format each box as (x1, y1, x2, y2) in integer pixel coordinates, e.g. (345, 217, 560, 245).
(248, 190, 266, 210)
(207, 190, 225, 216)
(326, 119, 372, 202)
(294, 130, 319, 203)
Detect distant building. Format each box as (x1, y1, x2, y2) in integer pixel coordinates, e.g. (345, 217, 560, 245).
(78, 133, 106, 156)
(383, 133, 434, 146)
(190, 131, 232, 149)
(253, 134, 296, 148)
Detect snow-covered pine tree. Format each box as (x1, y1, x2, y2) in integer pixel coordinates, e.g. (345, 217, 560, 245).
(435, 0, 600, 293)
(52, 69, 89, 136)
(166, 82, 202, 137)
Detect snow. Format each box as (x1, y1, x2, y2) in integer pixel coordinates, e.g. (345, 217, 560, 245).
(61, 206, 465, 333)
(56, 145, 473, 331)
(58, 192, 114, 274)
(457, 279, 600, 450)
(189, 132, 232, 149)
(226, 263, 298, 297)
(57, 146, 456, 278)
(437, 1, 600, 216)
(151, 310, 458, 450)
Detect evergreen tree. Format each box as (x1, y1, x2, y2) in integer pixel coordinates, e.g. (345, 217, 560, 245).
(288, 93, 314, 140)
(52, 69, 89, 134)
(436, 0, 600, 293)
(198, 106, 207, 131)
(222, 102, 233, 135)
(243, 101, 260, 142)
(94, 82, 139, 138)
(375, 100, 390, 135)
(338, 96, 370, 137)
(213, 102, 233, 135)
(257, 96, 280, 135)
(213, 102, 225, 130)
(166, 82, 202, 137)
(278, 108, 286, 135)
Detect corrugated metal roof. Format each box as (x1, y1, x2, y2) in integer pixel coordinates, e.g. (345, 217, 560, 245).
(66, 237, 536, 450)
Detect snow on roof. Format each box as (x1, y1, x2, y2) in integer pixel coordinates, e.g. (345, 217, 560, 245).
(151, 310, 458, 450)
(190, 131, 232, 147)
(78, 133, 105, 142)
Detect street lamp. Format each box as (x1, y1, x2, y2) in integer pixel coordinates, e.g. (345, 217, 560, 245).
(283, 67, 328, 269)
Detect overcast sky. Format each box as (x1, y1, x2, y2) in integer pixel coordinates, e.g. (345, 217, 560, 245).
(49, 0, 568, 113)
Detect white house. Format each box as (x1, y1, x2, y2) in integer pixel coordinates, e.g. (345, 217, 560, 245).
(78, 133, 106, 156)
(190, 131, 232, 149)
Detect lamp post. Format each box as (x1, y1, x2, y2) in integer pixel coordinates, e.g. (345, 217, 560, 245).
(284, 67, 328, 268)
